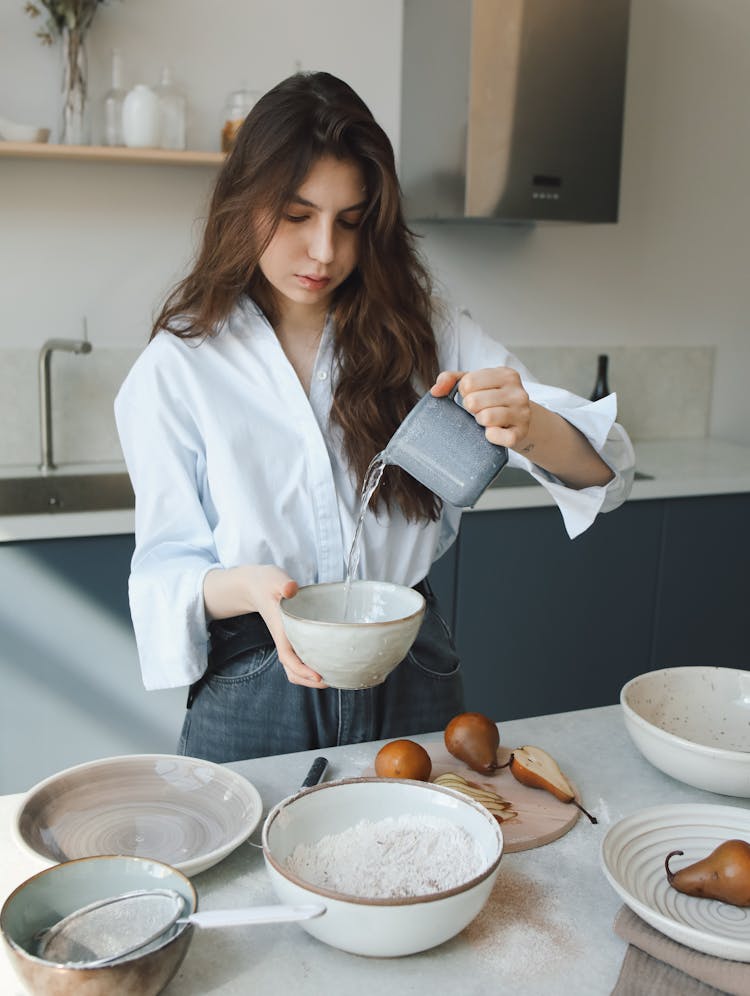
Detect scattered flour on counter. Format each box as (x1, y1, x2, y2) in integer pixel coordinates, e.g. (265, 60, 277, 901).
(595, 797, 612, 825)
(463, 867, 580, 977)
(285, 814, 487, 899)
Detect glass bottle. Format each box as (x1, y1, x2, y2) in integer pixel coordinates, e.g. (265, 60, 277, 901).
(221, 87, 258, 153)
(155, 66, 187, 150)
(102, 48, 125, 146)
(589, 354, 611, 401)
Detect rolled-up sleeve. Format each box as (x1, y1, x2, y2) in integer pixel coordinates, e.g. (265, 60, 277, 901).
(450, 307, 636, 539)
(115, 355, 219, 690)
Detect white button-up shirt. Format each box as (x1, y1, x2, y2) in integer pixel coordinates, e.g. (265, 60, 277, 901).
(115, 298, 635, 690)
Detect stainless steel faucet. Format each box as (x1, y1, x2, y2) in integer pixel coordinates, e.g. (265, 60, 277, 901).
(38, 329, 93, 472)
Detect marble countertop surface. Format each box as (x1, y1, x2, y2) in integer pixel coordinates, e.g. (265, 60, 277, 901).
(473, 437, 750, 512)
(1, 704, 747, 996)
(2, 437, 750, 542)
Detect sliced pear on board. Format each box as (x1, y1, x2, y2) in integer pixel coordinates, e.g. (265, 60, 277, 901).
(433, 772, 517, 823)
(509, 745, 597, 824)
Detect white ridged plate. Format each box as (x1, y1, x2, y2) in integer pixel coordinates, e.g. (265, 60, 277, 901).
(601, 804, 750, 961)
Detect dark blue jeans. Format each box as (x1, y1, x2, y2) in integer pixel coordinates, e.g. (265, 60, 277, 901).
(178, 587, 464, 763)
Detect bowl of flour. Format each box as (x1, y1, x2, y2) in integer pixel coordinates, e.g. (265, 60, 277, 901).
(262, 777, 503, 957)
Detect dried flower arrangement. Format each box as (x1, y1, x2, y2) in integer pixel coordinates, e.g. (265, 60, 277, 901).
(23, 1, 106, 46)
(23, 1, 112, 143)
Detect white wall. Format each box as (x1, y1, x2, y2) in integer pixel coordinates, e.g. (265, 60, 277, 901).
(1, 0, 749, 439)
(418, 0, 750, 443)
(0, 0, 402, 356)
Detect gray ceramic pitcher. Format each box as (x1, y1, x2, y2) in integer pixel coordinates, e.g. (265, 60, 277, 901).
(384, 386, 508, 507)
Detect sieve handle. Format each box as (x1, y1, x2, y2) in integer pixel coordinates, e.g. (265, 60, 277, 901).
(185, 903, 326, 928)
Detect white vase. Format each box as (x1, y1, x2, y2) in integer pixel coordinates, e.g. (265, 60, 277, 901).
(122, 84, 160, 148)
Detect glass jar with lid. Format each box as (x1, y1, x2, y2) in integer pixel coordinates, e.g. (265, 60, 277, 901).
(222, 88, 259, 153)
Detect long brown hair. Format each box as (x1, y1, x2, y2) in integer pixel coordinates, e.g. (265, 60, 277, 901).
(153, 72, 440, 521)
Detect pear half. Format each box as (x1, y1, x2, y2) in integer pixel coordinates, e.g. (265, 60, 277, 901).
(509, 745, 598, 824)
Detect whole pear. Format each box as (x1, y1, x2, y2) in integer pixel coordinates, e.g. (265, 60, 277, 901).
(444, 712, 500, 774)
(665, 839, 750, 907)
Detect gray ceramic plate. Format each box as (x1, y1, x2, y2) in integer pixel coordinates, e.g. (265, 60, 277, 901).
(13, 754, 263, 876)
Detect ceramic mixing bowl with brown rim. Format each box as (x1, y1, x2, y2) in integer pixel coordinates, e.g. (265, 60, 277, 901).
(262, 777, 504, 957)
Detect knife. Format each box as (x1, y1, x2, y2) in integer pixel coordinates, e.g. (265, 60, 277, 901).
(300, 756, 329, 789)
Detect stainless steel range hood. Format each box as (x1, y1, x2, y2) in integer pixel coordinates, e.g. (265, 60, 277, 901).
(399, 0, 631, 223)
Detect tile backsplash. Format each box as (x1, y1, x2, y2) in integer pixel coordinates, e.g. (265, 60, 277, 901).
(0, 347, 140, 467)
(512, 346, 715, 442)
(0, 344, 715, 467)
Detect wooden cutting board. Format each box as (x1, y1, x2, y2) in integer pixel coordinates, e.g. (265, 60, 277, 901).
(419, 743, 580, 853)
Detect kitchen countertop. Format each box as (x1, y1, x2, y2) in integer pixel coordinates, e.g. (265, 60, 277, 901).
(3, 437, 750, 542)
(1, 704, 747, 995)
(474, 436, 750, 512)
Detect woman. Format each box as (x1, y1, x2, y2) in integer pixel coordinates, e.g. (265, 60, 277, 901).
(115, 72, 634, 762)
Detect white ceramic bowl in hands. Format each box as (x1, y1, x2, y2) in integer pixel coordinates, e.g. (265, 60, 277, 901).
(621, 666, 750, 797)
(279, 580, 425, 689)
(262, 777, 503, 957)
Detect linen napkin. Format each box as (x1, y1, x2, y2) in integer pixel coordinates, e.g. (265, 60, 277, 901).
(612, 905, 750, 996)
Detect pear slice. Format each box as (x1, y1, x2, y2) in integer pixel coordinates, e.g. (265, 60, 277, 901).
(509, 745, 597, 824)
(433, 772, 517, 823)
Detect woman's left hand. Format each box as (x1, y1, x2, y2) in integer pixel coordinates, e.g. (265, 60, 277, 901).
(431, 368, 534, 451)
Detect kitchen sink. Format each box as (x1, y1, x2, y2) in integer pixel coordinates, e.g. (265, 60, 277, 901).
(0, 473, 134, 515)
(489, 467, 654, 489)
(0, 465, 652, 512)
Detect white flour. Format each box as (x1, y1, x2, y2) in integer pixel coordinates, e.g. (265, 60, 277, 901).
(285, 814, 487, 899)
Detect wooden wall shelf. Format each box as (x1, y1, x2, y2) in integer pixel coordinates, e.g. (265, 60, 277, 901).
(0, 141, 224, 166)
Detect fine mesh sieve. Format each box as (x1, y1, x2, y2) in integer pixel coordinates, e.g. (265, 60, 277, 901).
(35, 888, 325, 967)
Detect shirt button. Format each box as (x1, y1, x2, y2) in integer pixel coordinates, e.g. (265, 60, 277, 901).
(317, 370, 328, 381)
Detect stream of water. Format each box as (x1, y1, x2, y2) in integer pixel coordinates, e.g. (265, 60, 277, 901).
(343, 452, 388, 619)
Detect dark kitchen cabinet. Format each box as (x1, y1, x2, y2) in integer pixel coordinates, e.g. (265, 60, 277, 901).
(652, 494, 750, 669)
(14, 534, 135, 622)
(450, 501, 665, 721)
(1, 534, 185, 794)
(427, 541, 458, 632)
(444, 493, 750, 722)
(5, 493, 748, 791)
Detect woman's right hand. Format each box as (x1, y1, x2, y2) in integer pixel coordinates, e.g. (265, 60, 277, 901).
(203, 564, 327, 688)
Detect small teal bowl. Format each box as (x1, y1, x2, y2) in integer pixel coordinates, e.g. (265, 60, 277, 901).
(0, 854, 196, 996)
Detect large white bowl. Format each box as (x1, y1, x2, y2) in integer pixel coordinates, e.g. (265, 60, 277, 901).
(262, 777, 503, 957)
(621, 666, 750, 797)
(280, 580, 425, 689)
